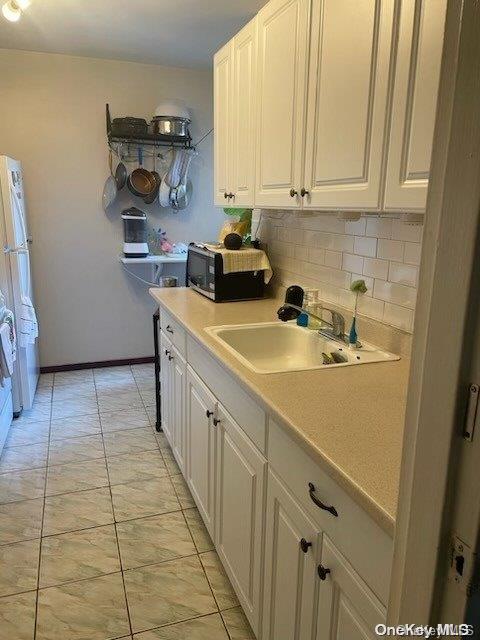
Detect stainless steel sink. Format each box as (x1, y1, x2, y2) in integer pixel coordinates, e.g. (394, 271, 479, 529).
(205, 322, 399, 374)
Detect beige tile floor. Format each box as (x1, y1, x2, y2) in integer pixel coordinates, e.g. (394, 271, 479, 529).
(0, 364, 255, 640)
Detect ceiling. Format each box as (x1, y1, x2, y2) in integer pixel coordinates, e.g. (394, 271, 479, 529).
(0, 0, 268, 69)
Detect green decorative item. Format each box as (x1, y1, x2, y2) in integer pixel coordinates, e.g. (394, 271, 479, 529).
(223, 208, 253, 243)
(349, 279, 368, 346)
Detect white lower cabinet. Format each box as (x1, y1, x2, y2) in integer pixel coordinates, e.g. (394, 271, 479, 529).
(262, 469, 319, 640)
(160, 317, 391, 640)
(185, 365, 217, 537)
(171, 347, 186, 473)
(315, 537, 386, 640)
(215, 404, 266, 634)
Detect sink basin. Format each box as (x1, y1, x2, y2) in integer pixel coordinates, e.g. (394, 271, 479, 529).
(205, 322, 399, 374)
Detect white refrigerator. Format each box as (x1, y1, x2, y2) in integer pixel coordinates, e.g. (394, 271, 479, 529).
(0, 156, 39, 415)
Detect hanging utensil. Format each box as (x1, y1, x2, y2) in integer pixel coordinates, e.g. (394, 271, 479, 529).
(114, 147, 127, 191)
(102, 149, 118, 211)
(128, 147, 157, 198)
(143, 149, 161, 204)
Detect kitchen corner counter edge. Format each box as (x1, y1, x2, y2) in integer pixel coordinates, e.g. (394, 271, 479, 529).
(150, 287, 410, 536)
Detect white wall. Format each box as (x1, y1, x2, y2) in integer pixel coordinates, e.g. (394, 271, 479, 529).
(259, 211, 423, 333)
(0, 48, 222, 367)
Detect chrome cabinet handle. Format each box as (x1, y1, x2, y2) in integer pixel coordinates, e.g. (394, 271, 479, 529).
(301, 188, 310, 197)
(289, 188, 298, 198)
(308, 482, 338, 517)
(166, 325, 174, 334)
(317, 565, 331, 581)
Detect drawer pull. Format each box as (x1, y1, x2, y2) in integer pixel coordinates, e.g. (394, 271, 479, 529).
(213, 417, 221, 426)
(289, 188, 298, 198)
(317, 564, 331, 581)
(166, 325, 174, 334)
(300, 188, 310, 197)
(164, 349, 170, 356)
(308, 482, 338, 517)
(300, 538, 312, 553)
(206, 410, 214, 418)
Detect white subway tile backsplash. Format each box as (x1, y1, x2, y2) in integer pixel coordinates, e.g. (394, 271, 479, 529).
(404, 242, 422, 266)
(307, 247, 326, 264)
(365, 218, 393, 239)
(345, 218, 367, 236)
(383, 303, 414, 332)
(342, 253, 364, 273)
(353, 236, 377, 258)
(373, 280, 417, 310)
(324, 250, 342, 269)
(391, 219, 423, 243)
(263, 211, 423, 333)
(377, 239, 404, 261)
(388, 262, 418, 287)
(363, 257, 389, 280)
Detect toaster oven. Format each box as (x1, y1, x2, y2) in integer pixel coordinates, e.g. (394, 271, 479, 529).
(186, 243, 265, 302)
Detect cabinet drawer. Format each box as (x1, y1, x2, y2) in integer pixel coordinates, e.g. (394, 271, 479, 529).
(160, 308, 186, 357)
(187, 335, 266, 453)
(268, 418, 392, 604)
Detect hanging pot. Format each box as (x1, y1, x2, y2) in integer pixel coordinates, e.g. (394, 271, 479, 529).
(143, 151, 161, 204)
(115, 148, 127, 191)
(128, 147, 157, 197)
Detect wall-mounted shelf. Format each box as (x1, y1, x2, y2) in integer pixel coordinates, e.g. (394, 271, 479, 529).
(107, 105, 194, 151)
(119, 254, 187, 265)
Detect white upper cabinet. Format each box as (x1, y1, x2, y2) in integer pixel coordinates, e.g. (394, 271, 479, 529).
(230, 19, 257, 207)
(214, 41, 232, 206)
(384, 0, 447, 211)
(303, 0, 395, 210)
(214, 20, 257, 208)
(314, 537, 386, 640)
(255, 0, 310, 208)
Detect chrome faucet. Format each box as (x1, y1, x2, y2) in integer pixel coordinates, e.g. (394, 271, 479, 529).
(277, 302, 346, 343)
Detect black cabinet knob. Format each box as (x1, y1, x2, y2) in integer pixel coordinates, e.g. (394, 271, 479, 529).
(164, 349, 170, 356)
(300, 538, 312, 553)
(224, 192, 229, 199)
(317, 565, 331, 581)
(206, 410, 214, 418)
(289, 188, 298, 197)
(228, 192, 235, 199)
(166, 325, 174, 334)
(300, 188, 310, 197)
(213, 418, 221, 426)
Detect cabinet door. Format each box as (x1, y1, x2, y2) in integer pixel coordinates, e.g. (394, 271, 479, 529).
(384, 0, 447, 211)
(215, 404, 266, 635)
(230, 19, 257, 208)
(171, 346, 186, 474)
(303, 0, 394, 210)
(214, 41, 233, 206)
(255, 0, 310, 208)
(263, 469, 319, 640)
(185, 366, 217, 537)
(159, 332, 173, 447)
(315, 537, 385, 640)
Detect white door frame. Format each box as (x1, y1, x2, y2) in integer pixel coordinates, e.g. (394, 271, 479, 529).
(388, 0, 480, 625)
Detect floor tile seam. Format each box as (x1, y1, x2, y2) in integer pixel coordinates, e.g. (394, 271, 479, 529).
(99, 403, 135, 640)
(33, 406, 53, 640)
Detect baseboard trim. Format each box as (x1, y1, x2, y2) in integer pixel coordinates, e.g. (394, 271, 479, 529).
(40, 356, 154, 374)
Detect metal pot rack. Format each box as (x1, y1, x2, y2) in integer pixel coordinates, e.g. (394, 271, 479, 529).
(106, 104, 195, 161)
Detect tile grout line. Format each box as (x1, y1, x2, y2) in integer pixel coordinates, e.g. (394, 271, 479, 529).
(32, 381, 54, 640)
(95, 368, 135, 639)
